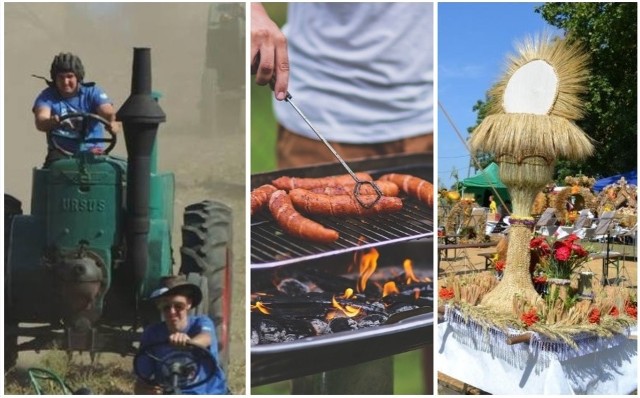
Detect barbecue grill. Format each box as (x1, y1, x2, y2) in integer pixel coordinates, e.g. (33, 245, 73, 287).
(250, 153, 435, 393)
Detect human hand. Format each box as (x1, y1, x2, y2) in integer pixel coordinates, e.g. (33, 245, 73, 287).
(168, 332, 191, 346)
(49, 114, 61, 130)
(106, 121, 120, 134)
(251, 3, 289, 100)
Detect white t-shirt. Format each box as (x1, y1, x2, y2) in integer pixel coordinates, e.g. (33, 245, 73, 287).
(274, 2, 433, 144)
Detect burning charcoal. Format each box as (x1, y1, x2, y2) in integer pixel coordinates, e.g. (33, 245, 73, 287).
(329, 317, 358, 333)
(284, 334, 299, 342)
(252, 294, 329, 319)
(310, 319, 330, 335)
(277, 278, 310, 296)
(387, 303, 419, 315)
(277, 318, 317, 337)
(398, 282, 433, 296)
(251, 329, 260, 346)
(369, 301, 386, 313)
(258, 318, 288, 344)
(358, 314, 388, 328)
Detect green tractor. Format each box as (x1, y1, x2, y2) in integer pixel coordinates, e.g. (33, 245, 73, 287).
(4, 48, 233, 372)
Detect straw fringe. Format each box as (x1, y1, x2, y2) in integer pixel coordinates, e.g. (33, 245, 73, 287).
(469, 114, 594, 162)
(445, 304, 633, 371)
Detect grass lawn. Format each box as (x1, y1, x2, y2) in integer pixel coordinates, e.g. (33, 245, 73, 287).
(251, 349, 428, 394)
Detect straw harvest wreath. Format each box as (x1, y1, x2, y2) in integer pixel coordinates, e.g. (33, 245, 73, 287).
(442, 33, 636, 343)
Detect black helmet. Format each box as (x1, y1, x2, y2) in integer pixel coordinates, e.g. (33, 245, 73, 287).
(50, 52, 85, 82)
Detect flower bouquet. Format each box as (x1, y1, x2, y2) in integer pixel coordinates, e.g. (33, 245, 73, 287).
(530, 233, 590, 281)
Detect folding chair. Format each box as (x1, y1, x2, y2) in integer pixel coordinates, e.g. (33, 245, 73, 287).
(616, 223, 637, 283)
(592, 211, 622, 286)
(536, 208, 558, 236)
(466, 207, 486, 235)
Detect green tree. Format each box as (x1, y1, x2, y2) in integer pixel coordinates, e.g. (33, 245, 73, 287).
(536, 2, 637, 181)
(469, 3, 637, 183)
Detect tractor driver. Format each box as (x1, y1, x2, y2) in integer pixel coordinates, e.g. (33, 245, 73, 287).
(32, 52, 119, 167)
(134, 276, 229, 395)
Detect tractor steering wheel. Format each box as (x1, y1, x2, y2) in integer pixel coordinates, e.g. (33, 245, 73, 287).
(49, 112, 116, 156)
(133, 340, 217, 394)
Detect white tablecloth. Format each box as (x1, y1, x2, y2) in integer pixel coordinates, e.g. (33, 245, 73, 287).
(437, 322, 638, 395)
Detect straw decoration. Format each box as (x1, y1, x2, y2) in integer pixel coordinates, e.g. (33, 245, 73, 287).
(469, 33, 594, 163)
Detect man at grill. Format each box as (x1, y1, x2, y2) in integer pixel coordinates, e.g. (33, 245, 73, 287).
(33, 52, 119, 167)
(134, 276, 228, 395)
(251, 3, 434, 168)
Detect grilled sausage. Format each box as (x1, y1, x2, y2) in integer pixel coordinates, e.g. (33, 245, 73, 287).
(289, 189, 403, 217)
(250, 184, 278, 216)
(271, 172, 373, 191)
(269, 190, 339, 244)
(310, 180, 400, 197)
(378, 173, 434, 206)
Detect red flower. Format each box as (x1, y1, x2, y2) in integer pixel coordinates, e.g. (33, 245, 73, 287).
(439, 287, 455, 300)
(565, 233, 579, 244)
(624, 301, 637, 319)
(609, 306, 619, 317)
(530, 237, 551, 255)
(495, 260, 505, 272)
(520, 308, 539, 327)
(588, 308, 601, 324)
(554, 245, 572, 261)
(571, 244, 589, 258)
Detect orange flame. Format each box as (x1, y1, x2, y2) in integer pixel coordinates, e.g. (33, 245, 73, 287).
(403, 258, 432, 283)
(251, 301, 271, 315)
(403, 259, 420, 284)
(382, 281, 399, 297)
(357, 248, 379, 293)
(413, 287, 421, 300)
(340, 288, 355, 299)
(331, 295, 361, 318)
(349, 236, 368, 273)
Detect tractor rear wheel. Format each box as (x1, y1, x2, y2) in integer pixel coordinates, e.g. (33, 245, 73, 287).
(5, 194, 22, 369)
(179, 200, 233, 373)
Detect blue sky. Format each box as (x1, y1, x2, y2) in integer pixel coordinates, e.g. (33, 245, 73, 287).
(437, 2, 562, 189)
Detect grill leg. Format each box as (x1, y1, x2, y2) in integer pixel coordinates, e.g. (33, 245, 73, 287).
(291, 357, 393, 394)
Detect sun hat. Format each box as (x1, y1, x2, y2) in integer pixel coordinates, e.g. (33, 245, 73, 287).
(149, 275, 202, 308)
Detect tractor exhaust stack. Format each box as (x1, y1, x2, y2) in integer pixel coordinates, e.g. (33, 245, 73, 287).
(116, 48, 166, 291)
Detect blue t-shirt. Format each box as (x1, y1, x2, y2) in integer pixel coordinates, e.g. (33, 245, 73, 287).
(33, 83, 111, 153)
(137, 316, 228, 395)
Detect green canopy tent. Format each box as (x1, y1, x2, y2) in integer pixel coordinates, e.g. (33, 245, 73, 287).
(461, 162, 510, 207)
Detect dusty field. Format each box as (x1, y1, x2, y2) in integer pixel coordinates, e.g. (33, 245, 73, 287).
(4, 3, 246, 394)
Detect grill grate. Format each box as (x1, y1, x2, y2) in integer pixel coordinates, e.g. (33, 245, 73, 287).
(251, 197, 434, 268)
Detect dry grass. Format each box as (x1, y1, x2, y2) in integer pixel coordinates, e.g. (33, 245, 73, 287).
(4, 351, 135, 395)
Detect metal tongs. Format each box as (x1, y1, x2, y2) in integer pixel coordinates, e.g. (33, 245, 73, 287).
(271, 80, 383, 208)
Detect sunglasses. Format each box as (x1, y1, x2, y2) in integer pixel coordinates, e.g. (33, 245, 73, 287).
(159, 302, 188, 313)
